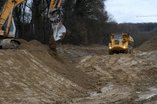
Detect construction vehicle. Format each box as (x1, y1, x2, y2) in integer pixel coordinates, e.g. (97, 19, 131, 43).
(0, 0, 66, 49)
(108, 32, 134, 55)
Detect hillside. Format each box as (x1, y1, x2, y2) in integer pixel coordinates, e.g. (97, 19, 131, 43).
(138, 36, 157, 51)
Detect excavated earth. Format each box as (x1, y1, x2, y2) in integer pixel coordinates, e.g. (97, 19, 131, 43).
(0, 38, 157, 104)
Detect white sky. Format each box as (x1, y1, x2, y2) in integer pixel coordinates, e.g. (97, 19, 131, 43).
(105, 0, 157, 23)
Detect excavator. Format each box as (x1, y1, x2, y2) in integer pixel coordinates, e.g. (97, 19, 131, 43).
(0, 0, 66, 49)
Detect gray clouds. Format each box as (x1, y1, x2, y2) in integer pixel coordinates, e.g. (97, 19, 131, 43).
(106, 0, 157, 23)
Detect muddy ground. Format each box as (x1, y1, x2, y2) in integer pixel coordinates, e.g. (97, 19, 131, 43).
(0, 38, 157, 104)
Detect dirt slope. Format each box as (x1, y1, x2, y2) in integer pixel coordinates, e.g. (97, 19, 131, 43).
(0, 40, 98, 104)
(138, 36, 157, 51)
(20, 40, 97, 90)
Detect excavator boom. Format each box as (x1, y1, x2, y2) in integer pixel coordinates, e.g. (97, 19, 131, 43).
(0, 0, 24, 37)
(0, 0, 24, 48)
(48, 0, 66, 41)
(0, 0, 66, 49)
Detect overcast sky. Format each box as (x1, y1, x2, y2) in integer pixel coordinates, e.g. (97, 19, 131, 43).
(105, 0, 157, 23)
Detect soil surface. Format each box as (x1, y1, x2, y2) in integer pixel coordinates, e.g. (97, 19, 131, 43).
(57, 43, 157, 104)
(0, 39, 157, 104)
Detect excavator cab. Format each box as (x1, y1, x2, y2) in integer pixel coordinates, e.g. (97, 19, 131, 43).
(0, 0, 22, 49)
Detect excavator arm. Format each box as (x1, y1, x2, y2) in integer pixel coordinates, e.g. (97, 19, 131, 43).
(0, 0, 24, 48)
(0, 0, 24, 37)
(0, 0, 66, 49)
(48, 0, 66, 41)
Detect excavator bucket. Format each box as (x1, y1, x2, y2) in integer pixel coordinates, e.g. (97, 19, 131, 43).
(0, 39, 20, 49)
(52, 21, 66, 41)
(48, 0, 66, 42)
(48, 10, 66, 41)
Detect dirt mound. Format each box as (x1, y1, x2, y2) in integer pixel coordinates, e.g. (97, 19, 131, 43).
(0, 40, 99, 103)
(138, 36, 157, 51)
(19, 39, 49, 51)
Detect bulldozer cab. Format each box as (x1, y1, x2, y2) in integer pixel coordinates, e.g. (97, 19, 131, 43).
(110, 34, 125, 43)
(113, 34, 122, 40)
(114, 34, 122, 39)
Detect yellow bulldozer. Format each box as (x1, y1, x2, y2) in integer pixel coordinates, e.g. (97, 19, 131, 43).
(108, 32, 134, 55)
